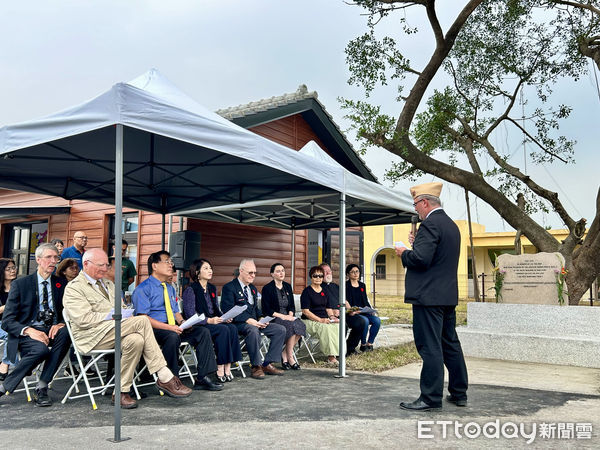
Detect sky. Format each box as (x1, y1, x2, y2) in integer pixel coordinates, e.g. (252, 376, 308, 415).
(1, 0, 598, 232)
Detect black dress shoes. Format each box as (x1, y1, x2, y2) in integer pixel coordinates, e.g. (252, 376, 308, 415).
(33, 387, 52, 407)
(446, 395, 467, 407)
(399, 399, 441, 411)
(0, 371, 7, 382)
(193, 376, 224, 391)
(290, 362, 301, 370)
(281, 361, 292, 370)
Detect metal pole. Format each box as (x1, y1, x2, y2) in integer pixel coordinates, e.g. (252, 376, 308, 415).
(291, 225, 296, 291)
(110, 124, 127, 442)
(168, 214, 173, 251)
(161, 213, 166, 251)
(336, 192, 347, 378)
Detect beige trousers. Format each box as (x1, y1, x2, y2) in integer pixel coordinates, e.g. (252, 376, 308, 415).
(94, 315, 166, 391)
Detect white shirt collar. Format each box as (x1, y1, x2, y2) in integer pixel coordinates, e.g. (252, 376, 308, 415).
(425, 207, 443, 219)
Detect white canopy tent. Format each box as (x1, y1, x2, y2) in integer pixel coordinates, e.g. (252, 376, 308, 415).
(0, 70, 414, 440)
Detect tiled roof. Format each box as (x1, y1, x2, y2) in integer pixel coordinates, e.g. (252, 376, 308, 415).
(216, 84, 317, 119)
(216, 85, 377, 181)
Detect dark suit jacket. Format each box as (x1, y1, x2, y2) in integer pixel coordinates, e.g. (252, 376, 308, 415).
(220, 278, 261, 323)
(323, 282, 340, 309)
(261, 280, 295, 317)
(1, 273, 67, 361)
(187, 282, 222, 319)
(401, 209, 460, 306)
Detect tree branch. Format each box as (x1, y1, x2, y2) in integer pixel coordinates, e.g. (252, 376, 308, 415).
(505, 117, 569, 163)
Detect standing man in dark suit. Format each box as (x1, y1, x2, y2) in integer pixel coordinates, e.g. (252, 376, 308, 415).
(221, 259, 286, 379)
(395, 182, 468, 411)
(0, 243, 71, 406)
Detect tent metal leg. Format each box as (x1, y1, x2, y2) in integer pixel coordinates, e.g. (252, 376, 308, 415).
(110, 124, 129, 442)
(336, 192, 347, 378)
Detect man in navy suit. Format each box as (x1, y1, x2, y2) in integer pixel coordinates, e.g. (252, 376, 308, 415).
(0, 243, 71, 406)
(395, 182, 468, 411)
(221, 259, 286, 379)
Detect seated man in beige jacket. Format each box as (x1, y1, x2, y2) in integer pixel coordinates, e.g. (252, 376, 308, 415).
(62, 248, 192, 409)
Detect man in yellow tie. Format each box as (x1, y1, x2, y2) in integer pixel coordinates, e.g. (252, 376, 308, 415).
(132, 251, 222, 391)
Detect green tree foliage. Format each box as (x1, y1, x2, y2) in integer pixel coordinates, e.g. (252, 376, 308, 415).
(343, 0, 600, 303)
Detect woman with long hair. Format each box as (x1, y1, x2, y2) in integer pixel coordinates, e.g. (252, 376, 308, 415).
(346, 263, 381, 351)
(0, 258, 18, 380)
(261, 263, 306, 370)
(181, 258, 242, 382)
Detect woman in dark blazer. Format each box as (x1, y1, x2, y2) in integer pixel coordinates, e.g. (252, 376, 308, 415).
(261, 263, 306, 370)
(345, 263, 381, 351)
(182, 258, 243, 383)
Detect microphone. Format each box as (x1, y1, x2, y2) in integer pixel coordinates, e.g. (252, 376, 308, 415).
(411, 215, 418, 236)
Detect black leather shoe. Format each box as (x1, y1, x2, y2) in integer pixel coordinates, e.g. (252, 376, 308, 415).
(446, 395, 467, 407)
(34, 387, 53, 407)
(0, 372, 7, 382)
(281, 361, 292, 370)
(193, 376, 223, 391)
(291, 362, 301, 370)
(399, 399, 441, 411)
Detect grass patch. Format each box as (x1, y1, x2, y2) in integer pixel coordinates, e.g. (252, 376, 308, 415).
(300, 341, 421, 373)
(375, 297, 469, 326)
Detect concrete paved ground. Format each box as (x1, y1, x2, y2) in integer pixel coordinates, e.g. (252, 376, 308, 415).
(1, 325, 599, 449)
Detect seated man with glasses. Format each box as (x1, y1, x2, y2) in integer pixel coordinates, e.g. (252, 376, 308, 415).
(63, 248, 192, 409)
(0, 243, 71, 406)
(61, 232, 88, 269)
(132, 251, 223, 392)
(221, 259, 286, 379)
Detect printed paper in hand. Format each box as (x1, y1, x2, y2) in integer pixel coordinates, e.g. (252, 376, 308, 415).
(220, 304, 248, 322)
(180, 313, 206, 330)
(394, 241, 407, 249)
(258, 316, 274, 325)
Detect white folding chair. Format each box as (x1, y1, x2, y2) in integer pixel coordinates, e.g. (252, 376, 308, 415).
(374, 316, 391, 347)
(295, 330, 317, 363)
(61, 310, 116, 410)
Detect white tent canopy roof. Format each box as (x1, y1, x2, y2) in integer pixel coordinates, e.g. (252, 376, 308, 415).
(0, 69, 414, 227)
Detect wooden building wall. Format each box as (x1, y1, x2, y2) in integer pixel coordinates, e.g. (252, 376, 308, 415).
(186, 220, 306, 293)
(0, 113, 338, 293)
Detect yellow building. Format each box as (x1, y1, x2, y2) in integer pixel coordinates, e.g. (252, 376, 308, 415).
(363, 222, 573, 301)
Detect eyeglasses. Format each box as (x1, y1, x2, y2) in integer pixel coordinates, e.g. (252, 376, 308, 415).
(88, 261, 110, 269)
(158, 259, 174, 266)
(311, 274, 324, 279)
(244, 270, 257, 275)
(349, 269, 360, 274)
(413, 199, 425, 207)
(40, 255, 60, 261)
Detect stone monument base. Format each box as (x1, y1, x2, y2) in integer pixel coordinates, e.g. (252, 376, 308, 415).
(457, 302, 600, 368)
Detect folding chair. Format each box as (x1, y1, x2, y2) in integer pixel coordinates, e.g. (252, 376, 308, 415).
(295, 330, 317, 363)
(61, 310, 116, 410)
(374, 316, 391, 347)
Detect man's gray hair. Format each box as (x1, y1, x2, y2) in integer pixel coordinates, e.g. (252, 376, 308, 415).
(239, 259, 255, 271)
(82, 248, 106, 263)
(35, 243, 58, 259)
(419, 194, 441, 206)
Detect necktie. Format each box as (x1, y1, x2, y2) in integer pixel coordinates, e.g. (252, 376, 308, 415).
(96, 280, 109, 299)
(161, 282, 176, 325)
(41, 281, 50, 311)
(244, 286, 253, 305)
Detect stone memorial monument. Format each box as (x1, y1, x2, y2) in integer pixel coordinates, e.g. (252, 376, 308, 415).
(496, 252, 567, 305)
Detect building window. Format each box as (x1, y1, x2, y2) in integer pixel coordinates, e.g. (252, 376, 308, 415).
(375, 254, 386, 280)
(4, 221, 48, 276)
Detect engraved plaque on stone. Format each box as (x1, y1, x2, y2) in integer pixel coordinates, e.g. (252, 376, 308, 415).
(496, 252, 567, 305)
